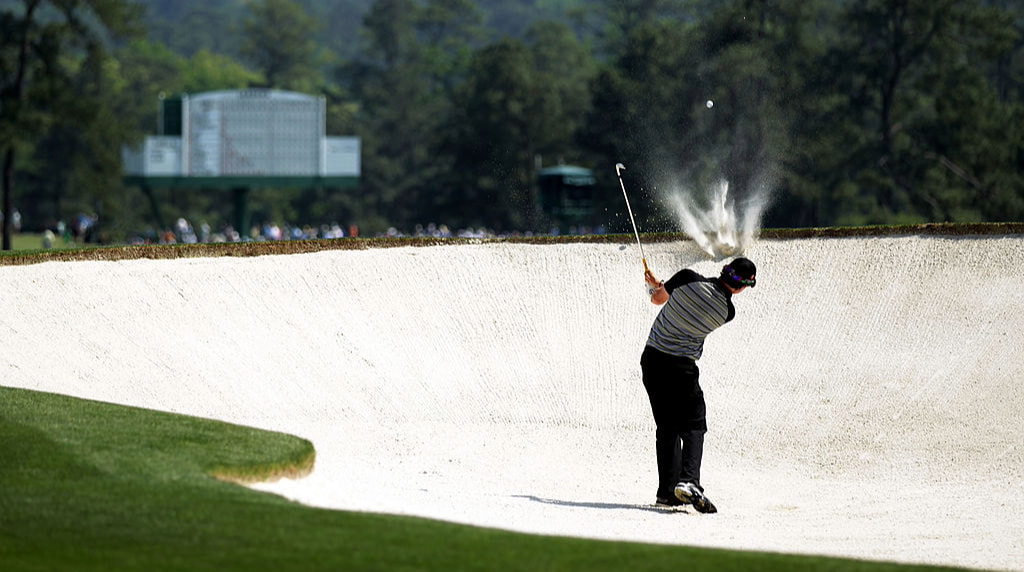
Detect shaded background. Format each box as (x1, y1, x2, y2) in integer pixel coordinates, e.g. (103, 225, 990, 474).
(3, 0, 1023, 245)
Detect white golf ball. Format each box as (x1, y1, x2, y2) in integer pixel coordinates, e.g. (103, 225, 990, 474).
(706, 100, 714, 109)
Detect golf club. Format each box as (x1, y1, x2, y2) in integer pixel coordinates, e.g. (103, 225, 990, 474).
(615, 163, 649, 273)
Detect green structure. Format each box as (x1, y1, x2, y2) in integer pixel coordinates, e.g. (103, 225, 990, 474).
(538, 165, 596, 229)
(123, 89, 360, 233)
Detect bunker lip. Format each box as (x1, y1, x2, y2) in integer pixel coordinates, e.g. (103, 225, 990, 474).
(1, 229, 1022, 572)
(2, 221, 1023, 267)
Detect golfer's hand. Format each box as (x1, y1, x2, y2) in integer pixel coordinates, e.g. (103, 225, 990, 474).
(644, 270, 661, 287)
(645, 270, 667, 305)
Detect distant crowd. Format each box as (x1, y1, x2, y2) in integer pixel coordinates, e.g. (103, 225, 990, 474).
(130, 219, 355, 245)
(22, 211, 609, 249)
(130, 219, 610, 245)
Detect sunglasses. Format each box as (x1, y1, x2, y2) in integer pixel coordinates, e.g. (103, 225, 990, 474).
(724, 266, 756, 287)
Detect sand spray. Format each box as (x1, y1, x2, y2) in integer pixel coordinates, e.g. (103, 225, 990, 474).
(666, 178, 772, 259)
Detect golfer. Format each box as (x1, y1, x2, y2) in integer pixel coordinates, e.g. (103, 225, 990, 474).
(641, 257, 757, 513)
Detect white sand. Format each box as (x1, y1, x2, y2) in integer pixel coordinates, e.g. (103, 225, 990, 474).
(1, 236, 1022, 571)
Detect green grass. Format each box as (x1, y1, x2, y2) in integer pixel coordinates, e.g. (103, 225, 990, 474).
(9, 232, 78, 252)
(0, 387, 976, 572)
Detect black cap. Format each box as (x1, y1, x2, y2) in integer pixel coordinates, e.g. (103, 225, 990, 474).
(721, 257, 756, 288)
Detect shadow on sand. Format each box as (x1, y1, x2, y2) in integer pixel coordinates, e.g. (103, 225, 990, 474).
(512, 495, 690, 515)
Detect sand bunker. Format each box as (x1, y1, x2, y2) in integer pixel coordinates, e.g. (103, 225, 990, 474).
(1, 235, 1021, 571)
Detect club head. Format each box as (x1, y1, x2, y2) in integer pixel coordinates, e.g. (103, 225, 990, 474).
(615, 163, 625, 175)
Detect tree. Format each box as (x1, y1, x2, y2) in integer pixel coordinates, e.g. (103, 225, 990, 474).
(114, 40, 185, 132)
(143, 1, 240, 57)
(447, 39, 534, 230)
(817, 0, 1022, 224)
(579, 17, 700, 230)
(183, 49, 263, 93)
(909, 3, 1023, 222)
(446, 21, 595, 231)
(239, 0, 321, 90)
(322, 0, 375, 62)
(692, 0, 836, 228)
(1, 0, 143, 249)
(341, 0, 483, 233)
(524, 21, 595, 161)
(576, 0, 692, 59)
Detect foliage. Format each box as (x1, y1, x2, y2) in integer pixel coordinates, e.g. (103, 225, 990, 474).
(239, 0, 321, 91)
(1, 0, 145, 248)
(782, 0, 1023, 226)
(2, 0, 1023, 246)
(446, 20, 595, 231)
(183, 49, 264, 93)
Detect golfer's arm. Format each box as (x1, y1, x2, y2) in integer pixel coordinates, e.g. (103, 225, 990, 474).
(650, 282, 668, 305)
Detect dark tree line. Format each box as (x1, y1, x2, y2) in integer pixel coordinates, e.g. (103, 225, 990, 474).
(2, 0, 1022, 245)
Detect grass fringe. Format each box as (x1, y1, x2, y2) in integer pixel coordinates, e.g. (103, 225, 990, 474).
(2, 222, 1021, 267)
(210, 445, 316, 485)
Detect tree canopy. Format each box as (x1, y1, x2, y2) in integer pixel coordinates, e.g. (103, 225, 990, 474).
(1, 0, 1021, 245)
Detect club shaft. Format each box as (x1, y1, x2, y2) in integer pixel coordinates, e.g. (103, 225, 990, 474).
(615, 167, 648, 271)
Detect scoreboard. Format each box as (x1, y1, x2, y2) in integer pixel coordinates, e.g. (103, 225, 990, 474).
(123, 89, 359, 179)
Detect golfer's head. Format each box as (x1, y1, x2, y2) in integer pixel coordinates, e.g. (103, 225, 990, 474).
(721, 258, 756, 290)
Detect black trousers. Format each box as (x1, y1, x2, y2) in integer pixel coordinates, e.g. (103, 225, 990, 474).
(641, 346, 708, 498)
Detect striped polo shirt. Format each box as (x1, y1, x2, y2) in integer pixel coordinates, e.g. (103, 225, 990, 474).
(646, 269, 735, 360)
